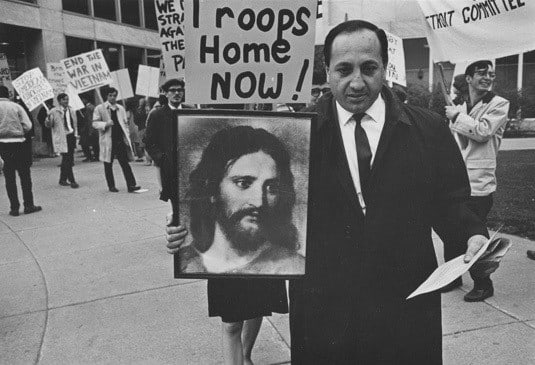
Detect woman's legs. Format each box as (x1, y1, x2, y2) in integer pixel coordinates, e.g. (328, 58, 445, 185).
(222, 321, 244, 365)
(242, 317, 263, 365)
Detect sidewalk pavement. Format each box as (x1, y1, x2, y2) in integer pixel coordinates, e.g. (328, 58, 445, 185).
(1, 152, 534, 364)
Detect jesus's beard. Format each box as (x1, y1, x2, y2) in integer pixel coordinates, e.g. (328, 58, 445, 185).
(215, 206, 273, 254)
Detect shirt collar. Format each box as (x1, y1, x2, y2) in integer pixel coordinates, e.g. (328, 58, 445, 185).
(168, 103, 182, 110)
(336, 94, 385, 125)
(105, 101, 118, 110)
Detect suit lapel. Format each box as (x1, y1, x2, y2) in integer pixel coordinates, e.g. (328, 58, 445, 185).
(369, 88, 411, 185)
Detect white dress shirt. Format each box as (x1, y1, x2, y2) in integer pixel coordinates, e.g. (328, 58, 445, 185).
(63, 107, 74, 134)
(336, 94, 386, 213)
(168, 103, 183, 110)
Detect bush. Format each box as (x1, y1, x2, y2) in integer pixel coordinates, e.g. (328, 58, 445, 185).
(493, 85, 535, 119)
(406, 83, 431, 108)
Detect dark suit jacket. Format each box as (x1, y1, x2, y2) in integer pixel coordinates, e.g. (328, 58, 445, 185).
(289, 88, 487, 364)
(144, 104, 193, 202)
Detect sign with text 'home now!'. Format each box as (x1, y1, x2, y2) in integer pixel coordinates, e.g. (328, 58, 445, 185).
(184, 0, 317, 104)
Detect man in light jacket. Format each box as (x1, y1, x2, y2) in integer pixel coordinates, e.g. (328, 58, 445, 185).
(445, 60, 510, 302)
(92, 87, 140, 193)
(0, 86, 42, 216)
(46, 93, 79, 188)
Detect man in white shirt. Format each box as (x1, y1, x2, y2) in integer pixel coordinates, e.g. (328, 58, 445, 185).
(0, 86, 42, 216)
(45, 93, 79, 188)
(92, 87, 140, 193)
(445, 60, 510, 301)
(166, 20, 490, 364)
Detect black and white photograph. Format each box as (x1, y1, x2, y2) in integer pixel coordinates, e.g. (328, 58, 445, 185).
(174, 110, 312, 278)
(1, 0, 534, 364)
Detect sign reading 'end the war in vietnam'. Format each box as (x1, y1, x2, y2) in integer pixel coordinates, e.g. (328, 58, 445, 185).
(185, 0, 317, 104)
(60, 49, 112, 93)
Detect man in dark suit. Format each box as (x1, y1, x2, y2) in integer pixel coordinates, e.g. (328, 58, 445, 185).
(144, 78, 187, 207)
(165, 19, 489, 364)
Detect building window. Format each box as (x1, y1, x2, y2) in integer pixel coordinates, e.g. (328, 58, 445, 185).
(143, 0, 158, 30)
(124, 46, 143, 89)
(496, 55, 518, 90)
(121, 0, 140, 26)
(66, 36, 94, 57)
(62, 0, 90, 15)
(97, 41, 121, 71)
(94, 0, 117, 21)
(146, 49, 161, 68)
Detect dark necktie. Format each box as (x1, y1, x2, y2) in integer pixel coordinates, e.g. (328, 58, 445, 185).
(353, 113, 372, 199)
(63, 109, 70, 132)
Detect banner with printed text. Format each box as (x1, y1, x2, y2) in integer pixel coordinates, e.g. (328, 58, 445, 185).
(155, 0, 185, 79)
(60, 49, 112, 93)
(416, 0, 535, 63)
(0, 53, 14, 98)
(12, 68, 54, 111)
(184, 0, 317, 104)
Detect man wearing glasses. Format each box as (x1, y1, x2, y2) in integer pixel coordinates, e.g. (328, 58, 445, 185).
(145, 79, 187, 208)
(309, 70, 330, 108)
(445, 60, 510, 302)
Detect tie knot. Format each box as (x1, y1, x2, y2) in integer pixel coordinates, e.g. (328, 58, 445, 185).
(353, 113, 365, 125)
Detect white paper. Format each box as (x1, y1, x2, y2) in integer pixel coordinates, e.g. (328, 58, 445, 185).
(407, 231, 499, 299)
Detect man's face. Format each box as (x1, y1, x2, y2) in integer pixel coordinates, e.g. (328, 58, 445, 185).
(327, 29, 385, 114)
(467, 65, 495, 94)
(166, 85, 184, 107)
(215, 151, 281, 252)
(107, 92, 118, 104)
(59, 96, 69, 108)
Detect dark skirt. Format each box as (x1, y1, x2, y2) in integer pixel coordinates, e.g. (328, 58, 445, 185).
(208, 278, 288, 323)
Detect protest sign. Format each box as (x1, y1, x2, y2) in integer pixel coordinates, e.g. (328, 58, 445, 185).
(60, 49, 112, 93)
(384, 30, 406, 87)
(159, 54, 166, 87)
(65, 84, 85, 111)
(46, 62, 68, 96)
(0, 53, 14, 98)
(12, 68, 54, 111)
(46, 62, 85, 110)
(184, 0, 317, 104)
(417, 0, 535, 63)
(136, 65, 160, 98)
(155, 0, 185, 79)
(110, 68, 134, 101)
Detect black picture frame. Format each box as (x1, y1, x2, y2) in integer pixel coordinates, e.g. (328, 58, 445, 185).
(172, 109, 315, 279)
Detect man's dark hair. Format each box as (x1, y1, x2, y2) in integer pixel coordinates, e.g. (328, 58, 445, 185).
(105, 87, 118, 97)
(323, 19, 388, 67)
(57, 93, 68, 102)
(161, 78, 185, 92)
(312, 70, 327, 85)
(187, 126, 298, 253)
(0, 86, 9, 98)
(465, 60, 493, 77)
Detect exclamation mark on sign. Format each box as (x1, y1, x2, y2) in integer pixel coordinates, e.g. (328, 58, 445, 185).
(292, 59, 309, 101)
